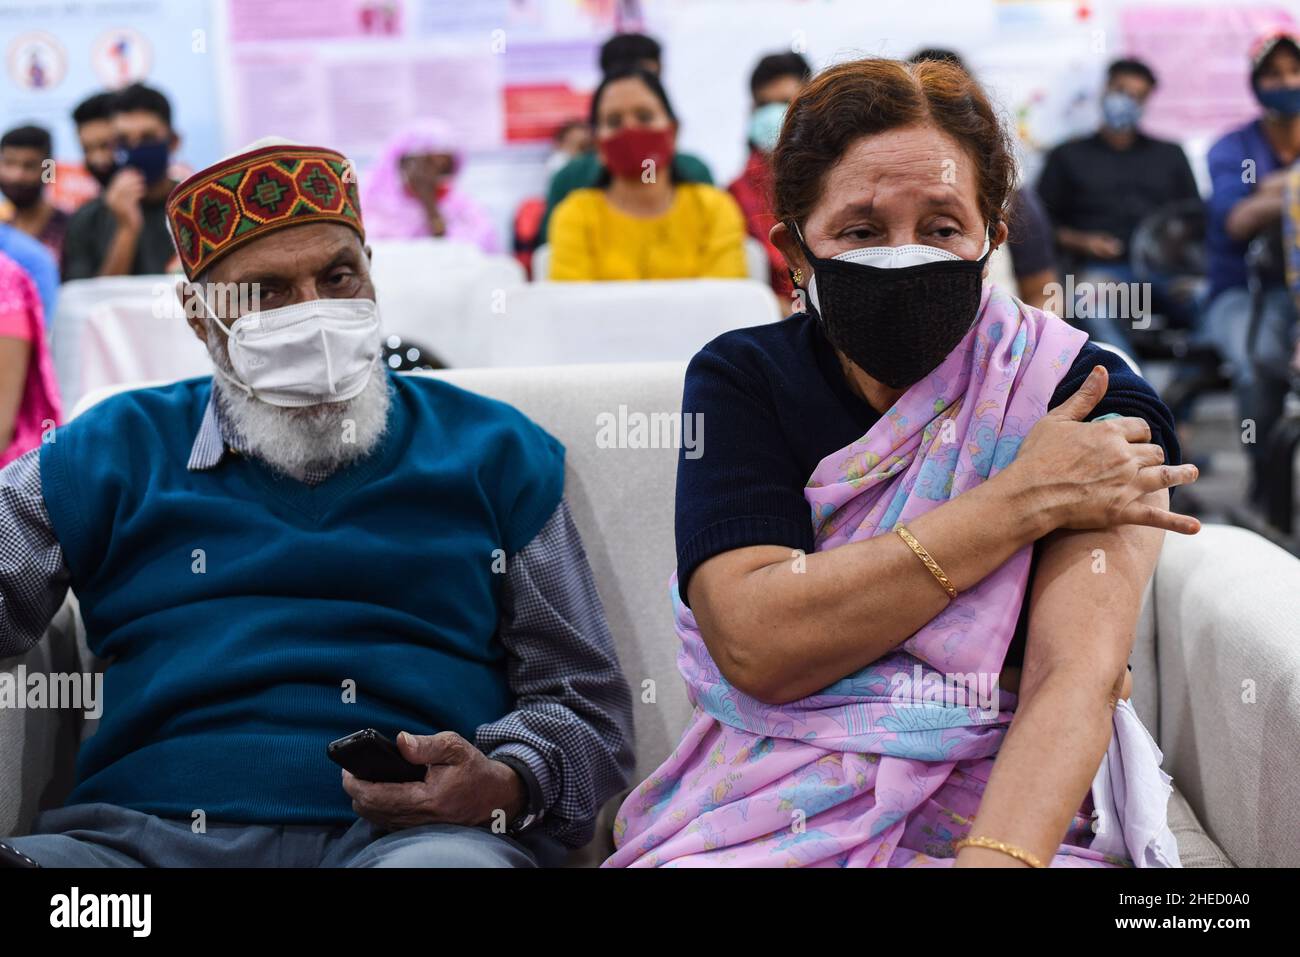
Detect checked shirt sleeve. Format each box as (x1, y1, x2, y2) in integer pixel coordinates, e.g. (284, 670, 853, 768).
(0, 447, 71, 658)
(475, 497, 636, 849)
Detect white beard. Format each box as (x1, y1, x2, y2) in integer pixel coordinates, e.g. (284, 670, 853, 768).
(205, 320, 391, 481)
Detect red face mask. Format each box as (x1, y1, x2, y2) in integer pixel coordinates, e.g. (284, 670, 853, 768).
(599, 126, 675, 179)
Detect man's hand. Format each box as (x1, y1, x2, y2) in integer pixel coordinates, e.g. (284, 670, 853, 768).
(1080, 231, 1124, 260)
(1257, 169, 1291, 201)
(103, 168, 146, 232)
(341, 731, 527, 831)
(401, 157, 444, 206)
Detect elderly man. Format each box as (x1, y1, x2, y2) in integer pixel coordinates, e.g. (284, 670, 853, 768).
(0, 139, 634, 867)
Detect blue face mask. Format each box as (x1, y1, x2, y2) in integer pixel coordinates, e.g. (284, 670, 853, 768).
(1101, 91, 1143, 132)
(115, 139, 170, 185)
(1256, 84, 1300, 117)
(748, 101, 788, 153)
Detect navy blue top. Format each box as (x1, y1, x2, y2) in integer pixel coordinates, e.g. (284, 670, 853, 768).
(1206, 118, 1285, 300)
(674, 313, 1180, 664)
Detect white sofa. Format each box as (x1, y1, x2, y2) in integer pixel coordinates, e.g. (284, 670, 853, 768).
(532, 237, 773, 285)
(4, 363, 1299, 866)
(476, 279, 782, 367)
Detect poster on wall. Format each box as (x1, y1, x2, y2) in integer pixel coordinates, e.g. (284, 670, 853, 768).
(0, 0, 221, 209)
(1119, 3, 1298, 143)
(226, 0, 618, 168)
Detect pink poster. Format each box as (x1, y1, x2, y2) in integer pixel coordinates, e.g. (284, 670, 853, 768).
(228, 0, 402, 44)
(1121, 4, 1299, 141)
(231, 50, 503, 163)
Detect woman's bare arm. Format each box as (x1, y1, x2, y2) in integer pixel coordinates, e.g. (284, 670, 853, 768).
(690, 470, 1052, 704)
(0, 336, 31, 451)
(689, 367, 1198, 704)
(954, 488, 1168, 867)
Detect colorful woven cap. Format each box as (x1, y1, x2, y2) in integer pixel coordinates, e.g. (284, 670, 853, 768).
(166, 141, 364, 279)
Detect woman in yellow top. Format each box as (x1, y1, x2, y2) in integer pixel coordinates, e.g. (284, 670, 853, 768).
(547, 67, 748, 281)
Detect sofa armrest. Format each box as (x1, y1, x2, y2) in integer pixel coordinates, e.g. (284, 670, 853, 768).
(1154, 524, 1300, 867)
(0, 596, 87, 837)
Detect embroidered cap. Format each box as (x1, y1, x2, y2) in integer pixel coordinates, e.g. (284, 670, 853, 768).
(165, 139, 364, 279)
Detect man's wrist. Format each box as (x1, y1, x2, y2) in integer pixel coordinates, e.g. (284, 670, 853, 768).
(488, 758, 529, 823)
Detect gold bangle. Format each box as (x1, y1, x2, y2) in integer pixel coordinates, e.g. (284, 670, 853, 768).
(895, 524, 957, 599)
(953, 836, 1046, 868)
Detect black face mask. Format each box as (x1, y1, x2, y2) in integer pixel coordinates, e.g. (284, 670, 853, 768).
(794, 226, 991, 390)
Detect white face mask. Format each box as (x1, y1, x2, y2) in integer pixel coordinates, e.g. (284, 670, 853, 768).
(201, 295, 383, 408)
(806, 235, 991, 313)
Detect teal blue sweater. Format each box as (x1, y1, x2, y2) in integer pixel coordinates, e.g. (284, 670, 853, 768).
(40, 373, 565, 824)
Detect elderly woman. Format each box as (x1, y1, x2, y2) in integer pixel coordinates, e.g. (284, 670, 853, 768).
(604, 58, 1200, 868)
(547, 67, 747, 281)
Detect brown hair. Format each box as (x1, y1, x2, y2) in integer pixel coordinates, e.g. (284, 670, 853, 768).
(771, 57, 1016, 234)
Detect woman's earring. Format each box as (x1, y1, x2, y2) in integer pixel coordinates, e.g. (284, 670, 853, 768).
(792, 268, 804, 286)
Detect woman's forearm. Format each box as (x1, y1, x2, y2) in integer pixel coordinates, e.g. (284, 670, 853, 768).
(956, 490, 1167, 867)
(690, 467, 1054, 704)
(0, 336, 30, 451)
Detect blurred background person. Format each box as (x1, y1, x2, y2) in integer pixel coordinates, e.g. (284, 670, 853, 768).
(0, 250, 60, 467)
(998, 187, 1059, 313)
(1203, 30, 1300, 508)
(540, 32, 714, 244)
(62, 82, 182, 279)
(546, 118, 593, 180)
(599, 30, 663, 75)
(70, 91, 120, 208)
(0, 217, 58, 324)
(1037, 58, 1202, 350)
(546, 67, 746, 281)
(1287, 166, 1300, 355)
(728, 51, 812, 303)
(513, 119, 592, 276)
(0, 125, 69, 267)
(910, 48, 1060, 313)
(361, 119, 500, 252)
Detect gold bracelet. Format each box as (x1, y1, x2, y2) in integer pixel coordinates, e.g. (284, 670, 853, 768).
(953, 836, 1046, 868)
(895, 524, 957, 599)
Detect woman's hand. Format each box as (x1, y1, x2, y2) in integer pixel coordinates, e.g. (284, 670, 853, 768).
(1003, 365, 1200, 535)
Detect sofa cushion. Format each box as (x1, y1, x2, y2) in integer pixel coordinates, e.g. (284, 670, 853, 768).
(1168, 787, 1233, 867)
(1154, 524, 1300, 867)
(426, 364, 694, 784)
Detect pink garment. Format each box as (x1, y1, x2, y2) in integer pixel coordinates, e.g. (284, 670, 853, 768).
(605, 284, 1179, 868)
(0, 251, 60, 468)
(360, 120, 500, 253)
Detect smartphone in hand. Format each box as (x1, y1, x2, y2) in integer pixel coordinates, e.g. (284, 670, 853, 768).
(0, 841, 40, 868)
(327, 728, 426, 783)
